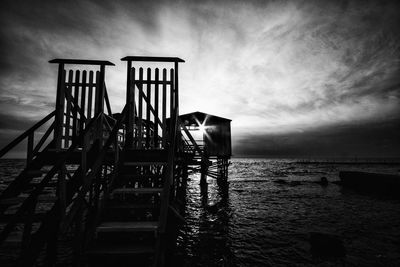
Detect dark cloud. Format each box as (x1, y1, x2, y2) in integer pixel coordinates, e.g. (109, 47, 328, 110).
(0, 0, 399, 158)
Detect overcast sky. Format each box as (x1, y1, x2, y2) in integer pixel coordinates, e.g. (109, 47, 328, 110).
(0, 0, 399, 158)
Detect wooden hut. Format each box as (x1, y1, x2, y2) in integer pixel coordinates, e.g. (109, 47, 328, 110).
(179, 111, 231, 158)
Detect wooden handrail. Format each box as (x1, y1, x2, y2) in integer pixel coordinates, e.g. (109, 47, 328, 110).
(159, 107, 179, 233)
(0, 110, 55, 158)
(0, 112, 102, 245)
(60, 105, 127, 234)
(179, 120, 204, 158)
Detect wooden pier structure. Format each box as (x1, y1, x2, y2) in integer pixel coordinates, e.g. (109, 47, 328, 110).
(0, 56, 231, 266)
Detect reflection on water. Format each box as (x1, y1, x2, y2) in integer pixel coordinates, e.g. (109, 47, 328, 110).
(174, 159, 400, 266)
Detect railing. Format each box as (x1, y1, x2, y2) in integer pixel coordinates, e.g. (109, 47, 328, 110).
(57, 106, 127, 262)
(0, 110, 56, 163)
(0, 109, 123, 265)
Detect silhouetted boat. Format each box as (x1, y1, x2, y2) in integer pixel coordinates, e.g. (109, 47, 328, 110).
(339, 171, 400, 197)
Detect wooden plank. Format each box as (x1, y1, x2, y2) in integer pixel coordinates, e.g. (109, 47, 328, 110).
(112, 188, 163, 194)
(154, 68, 159, 148)
(131, 66, 135, 147)
(72, 70, 80, 140)
(137, 68, 143, 148)
(27, 133, 33, 165)
(162, 69, 167, 147)
(126, 62, 133, 147)
(97, 65, 106, 114)
(104, 83, 112, 116)
(54, 64, 65, 150)
(174, 62, 179, 111)
(131, 80, 172, 85)
(87, 244, 154, 255)
(135, 85, 164, 130)
(0, 111, 55, 158)
(97, 221, 158, 232)
(80, 70, 87, 134)
(94, 71, 100, 115)
(121, 56, 184, 63)
(64, 70, 74, 147)
(146, 68, 151, 148)
(170, 68, 174, 119)
(31, 121, 54, 157)
(87, 71, 94, 121)
(123, 162, 166, 166)
(49, 59, 114, 66)
(64, 82, 97, 87)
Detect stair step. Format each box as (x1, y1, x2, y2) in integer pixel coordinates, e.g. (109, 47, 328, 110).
(0, 212, 46, 222)
(112, 188, 163, 195)
(97, 221, 159, 232)
(25, 170, 44, 178)
(123, 162, 166, 166)
(123, 149, 168, 163)
(106, 203, 157, 210)
(29, 181, 58, 187)
(0, 195, 56, 205)
(120, 174, 163, 179)
(87, 244, 155, 255)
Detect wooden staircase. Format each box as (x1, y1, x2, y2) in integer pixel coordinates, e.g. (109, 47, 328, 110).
(86, 149, 168, 266)
(0, 56, 191, 266)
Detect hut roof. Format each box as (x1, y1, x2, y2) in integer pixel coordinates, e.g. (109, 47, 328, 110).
(179, 111, 231, 126)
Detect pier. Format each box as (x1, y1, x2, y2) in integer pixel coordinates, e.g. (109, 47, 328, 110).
(0, 57, 231, 266)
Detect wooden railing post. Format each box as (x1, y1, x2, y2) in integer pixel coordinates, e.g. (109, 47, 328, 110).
(27, 132, 34, 165)
(126, 60, 133, 147)
(54, 63, 65, 150)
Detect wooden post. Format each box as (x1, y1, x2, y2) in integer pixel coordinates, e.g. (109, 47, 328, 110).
(170, 69, 174, 119)
(27, 132, 34, 165)
(65, 70, 74, 147)
(146, 68, 151, 148)
(174, 62, 179, 114)
(87, 71, 94, 122)
(72, 70, 80, 141)
(80, 70, 87, 135)
(154, 68, 159, 148)
(54, 63, 65, 150)
(126, 61, 133, 147)
(162, 69, 167, 148)
(138, 68, 143, 148)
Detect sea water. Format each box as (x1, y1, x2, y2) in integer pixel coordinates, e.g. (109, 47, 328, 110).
(1, 159, 400, 266)
(174, 158, 400, 266)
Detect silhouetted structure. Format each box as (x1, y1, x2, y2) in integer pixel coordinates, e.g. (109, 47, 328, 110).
(0, 56, 231, 266)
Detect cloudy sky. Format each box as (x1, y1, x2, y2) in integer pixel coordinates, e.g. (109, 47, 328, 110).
(0, 0, 399, 158)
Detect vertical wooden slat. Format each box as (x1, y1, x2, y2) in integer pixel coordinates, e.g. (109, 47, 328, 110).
(146, 68, 151, 148)
(58, 165, 66, 216)
(72, 70, 80, 140)
(94, 71, 100, 116)
(138, 68, 143, 148)
(126, 61, 133, 147)
(131, 67, 136, 148)
(65, 70, 74, 148)
(154, 68, 159, 148)
(87, 71, 94, 122)
(170, 68, 174, 120)
(97, 66, 105, 146)
(54, 63, 65, 150)
(162, 68, 167, 147)
(80, 70, 87, 134)
(104, 85, 112, 116)
(174, 62, 179, 113)
(20, 198, 37, 259)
